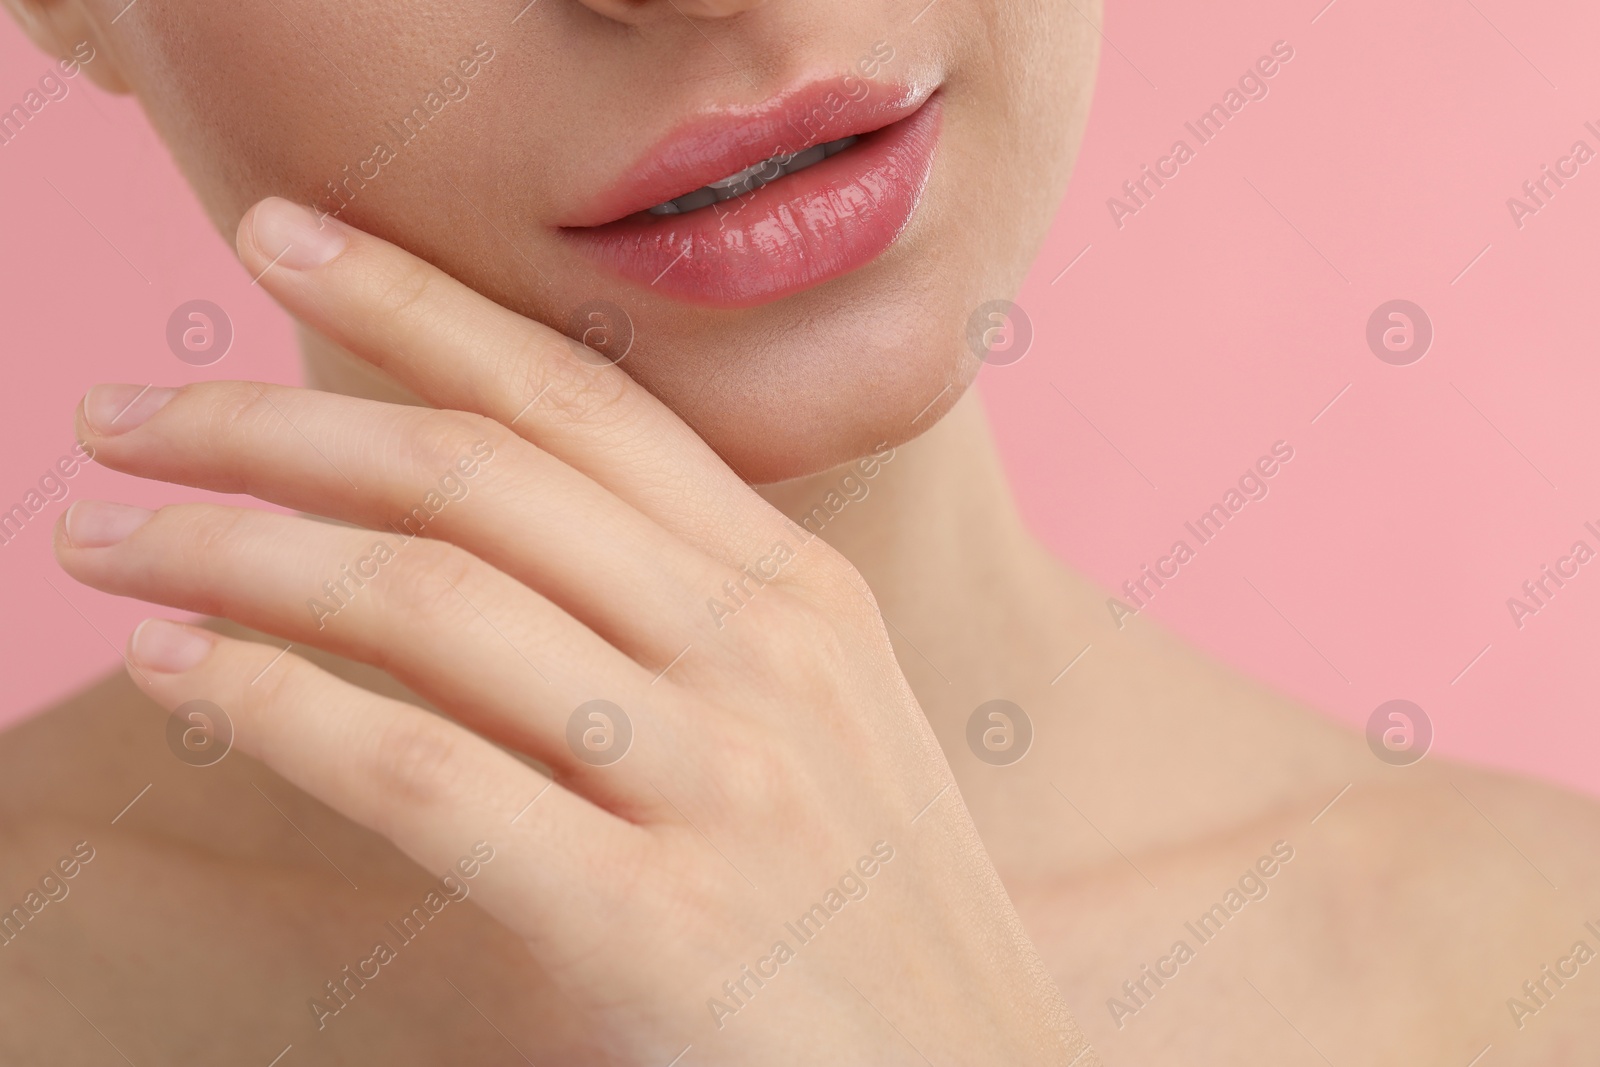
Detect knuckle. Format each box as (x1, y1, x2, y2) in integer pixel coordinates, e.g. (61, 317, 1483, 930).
(494, 330, 563, 415)
(214, 382, 293, 441)
(781, 607, 858, 689)
(696, 719, 804, 823)
(372, 260, 439, 331)
(365, 709, 466, 815)
(542, 363, 636, 429)
(380, 538, 479, 621)
(238, 645, 305, 727)
(173, 503, 250, 561)
(189, 384, 323, 496)
(796, 535, 876, 602)
(404, 408, 504, 478)
(724, 590, 860, 704)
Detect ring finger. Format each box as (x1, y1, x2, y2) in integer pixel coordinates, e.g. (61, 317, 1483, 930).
(56, 500, 673, 801)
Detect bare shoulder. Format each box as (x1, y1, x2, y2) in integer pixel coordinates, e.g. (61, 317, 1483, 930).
(0, 633, 431, 870)
(1292, 767, 1600, 1067)
(0, 667, 571, 1064)
(1028, 758, 1600, 1065)
(0, 668, 159, 821)
(1256, 762, 1600, 1064)
(1386, 762, 1600, 882)
(0, 665, 341, 865)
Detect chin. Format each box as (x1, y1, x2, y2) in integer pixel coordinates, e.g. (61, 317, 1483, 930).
(649, 311, 977, 487)
(607, 221, 989, 486)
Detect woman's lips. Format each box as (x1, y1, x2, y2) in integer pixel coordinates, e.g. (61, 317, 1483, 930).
(560, 83, 943, 309)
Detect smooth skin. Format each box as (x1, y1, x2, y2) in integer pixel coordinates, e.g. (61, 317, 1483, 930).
(43, 201, 1088, 1065)
(2, 201, 1597, 1067)
(3, 0, 1600, 1063)
(43, 202, 1088, 1067)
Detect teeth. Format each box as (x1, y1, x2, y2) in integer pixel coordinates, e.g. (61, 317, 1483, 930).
(647, 136, 859, 216)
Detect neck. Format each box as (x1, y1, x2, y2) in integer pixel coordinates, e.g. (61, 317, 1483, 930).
(757, 388, 1103, 715)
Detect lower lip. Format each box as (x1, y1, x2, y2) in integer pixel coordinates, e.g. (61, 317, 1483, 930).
(562, 95, 944, 309)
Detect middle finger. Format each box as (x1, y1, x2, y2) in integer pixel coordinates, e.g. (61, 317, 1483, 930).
(77, 379, 731, 669)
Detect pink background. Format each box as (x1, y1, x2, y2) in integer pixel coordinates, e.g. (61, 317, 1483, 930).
(3, 1, 1597, 796)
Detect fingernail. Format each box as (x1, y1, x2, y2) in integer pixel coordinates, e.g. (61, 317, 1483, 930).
(63, 500, 153, 548)
(129, 619, 215, 674)
(252, 197, 347, 270)
(83, 384, 178, 435)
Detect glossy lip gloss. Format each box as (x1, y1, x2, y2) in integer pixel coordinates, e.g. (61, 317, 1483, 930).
(560, 80, 944, 309)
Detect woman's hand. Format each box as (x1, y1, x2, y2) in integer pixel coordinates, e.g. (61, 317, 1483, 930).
(55, 197, 1091, 1066)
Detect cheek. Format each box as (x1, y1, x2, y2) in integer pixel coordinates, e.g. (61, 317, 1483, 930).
(115, 0, 498, 231)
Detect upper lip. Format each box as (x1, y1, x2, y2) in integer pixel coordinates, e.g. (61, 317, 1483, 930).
(563, 77, 937, 228)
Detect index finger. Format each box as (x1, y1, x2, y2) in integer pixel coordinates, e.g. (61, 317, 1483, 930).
(235, 196, 797, 570)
